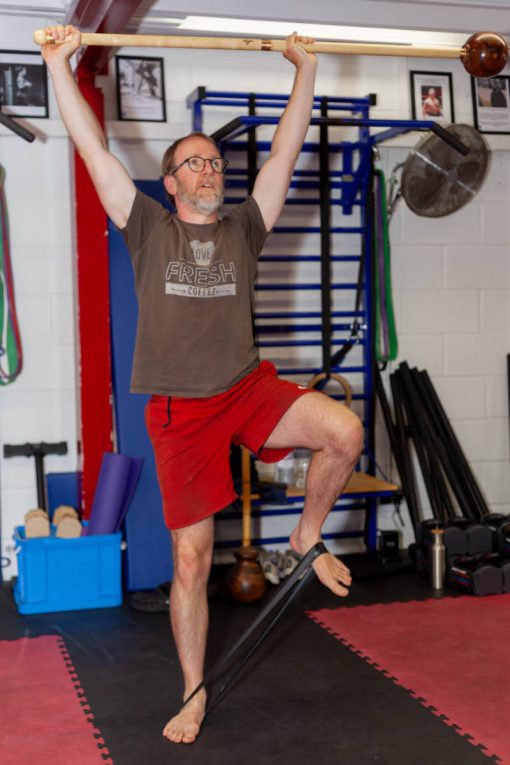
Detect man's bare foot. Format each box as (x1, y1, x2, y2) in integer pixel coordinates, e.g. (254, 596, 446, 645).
(162, 688, 206, 744)
(289, 529, 352, 597)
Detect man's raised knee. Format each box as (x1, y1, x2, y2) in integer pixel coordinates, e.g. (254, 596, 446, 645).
(328, 408, 363, 464)
(347, 413, 364, 462)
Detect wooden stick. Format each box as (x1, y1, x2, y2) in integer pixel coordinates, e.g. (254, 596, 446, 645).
(241, 446, 252, 549)
(33, 29, 461, 59)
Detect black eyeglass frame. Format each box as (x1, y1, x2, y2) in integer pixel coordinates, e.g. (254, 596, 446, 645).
(169, 156, 229, 175)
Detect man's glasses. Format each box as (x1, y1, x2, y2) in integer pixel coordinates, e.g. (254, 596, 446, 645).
(169, 156, 229, 175)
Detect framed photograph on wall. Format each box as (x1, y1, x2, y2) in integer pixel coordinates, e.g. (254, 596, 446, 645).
(410, 71, 454, 123)
(0, 50, 48, 118)
(116, 55, 166, 122)
(471, 75, 510, 133)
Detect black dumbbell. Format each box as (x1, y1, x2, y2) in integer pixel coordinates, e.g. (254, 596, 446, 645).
(496, 521, 510, 555)
(448, 553, 504, 596)
(479, 552, 510, 592)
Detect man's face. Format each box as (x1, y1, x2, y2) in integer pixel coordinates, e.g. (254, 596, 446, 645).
(167, 136, 225, 216)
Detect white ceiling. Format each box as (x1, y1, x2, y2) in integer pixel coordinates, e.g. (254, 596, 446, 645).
(127, 0, 510, 37)
(2, 0, 510, 37)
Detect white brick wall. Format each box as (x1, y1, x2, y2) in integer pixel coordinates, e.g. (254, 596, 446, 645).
(384, 151, 510, 546)
(445, 332, 506, 376)
(0, 15, 79, 578)
(445, 245, 510, 288)
(400, 290, 479, 334)
(1, 12, 510, 576)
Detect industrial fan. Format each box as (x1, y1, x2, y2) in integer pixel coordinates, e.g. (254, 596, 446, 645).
(388, 124, 490, 218)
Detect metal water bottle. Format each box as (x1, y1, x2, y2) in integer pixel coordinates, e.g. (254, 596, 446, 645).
(430, 527, 446, 590)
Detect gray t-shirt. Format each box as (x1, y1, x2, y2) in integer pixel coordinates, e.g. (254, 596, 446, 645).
(121, 190, 269, 397)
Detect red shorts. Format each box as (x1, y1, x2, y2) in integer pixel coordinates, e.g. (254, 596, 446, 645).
(145, 361, 313, 530)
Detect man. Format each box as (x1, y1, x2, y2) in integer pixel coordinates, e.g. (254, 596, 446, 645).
(490, 78, 507, 108)
(42, 25, 363, 745)
(422, 87, 442, 118)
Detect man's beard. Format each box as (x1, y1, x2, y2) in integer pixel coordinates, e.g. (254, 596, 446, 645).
(175, 178, 223, 215)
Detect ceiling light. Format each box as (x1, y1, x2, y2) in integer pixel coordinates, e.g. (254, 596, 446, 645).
(140, 15, 468, 49)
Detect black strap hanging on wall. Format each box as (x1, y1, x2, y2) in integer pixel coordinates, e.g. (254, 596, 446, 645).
(329, 150, 370, 371)
(330, 252, 365, 368)
(319, 97, 332, 380)
(247, 93, 258, 194)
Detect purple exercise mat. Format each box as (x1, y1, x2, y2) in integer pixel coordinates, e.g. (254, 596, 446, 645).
(86, 452, 143, 535)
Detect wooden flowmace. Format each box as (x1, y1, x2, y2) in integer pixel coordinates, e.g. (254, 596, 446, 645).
(226, 446, 267, 604)
(34, 30, 508, 77)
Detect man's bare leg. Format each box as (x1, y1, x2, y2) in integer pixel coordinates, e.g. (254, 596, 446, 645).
(263, 392, 363, 595)
(162, 516, 214, 744)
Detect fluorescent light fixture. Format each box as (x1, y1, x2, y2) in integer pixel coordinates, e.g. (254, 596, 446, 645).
(141, 17, 184, 26)
(142, 14, 467, 48)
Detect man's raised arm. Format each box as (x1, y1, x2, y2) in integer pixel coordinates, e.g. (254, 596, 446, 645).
(41, 25, 136, 229)
(252, 32, 317, 232)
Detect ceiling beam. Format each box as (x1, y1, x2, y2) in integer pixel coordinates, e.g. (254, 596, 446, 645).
(133, 0, 510, 36)
(64, 0, 146, 72)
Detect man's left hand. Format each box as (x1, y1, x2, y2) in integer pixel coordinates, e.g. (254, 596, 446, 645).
(283, 32, 318, 71)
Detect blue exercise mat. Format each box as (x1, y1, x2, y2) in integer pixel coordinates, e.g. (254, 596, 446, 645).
(46, 472, 81, 520)
(108, 180, 173, 589)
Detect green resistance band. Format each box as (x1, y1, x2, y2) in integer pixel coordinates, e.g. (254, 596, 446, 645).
(0, 170, 22, 384)
(374, 169, 398, 364)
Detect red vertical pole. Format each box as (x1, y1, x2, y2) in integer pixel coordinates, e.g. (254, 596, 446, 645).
(74, 64, 113, 518)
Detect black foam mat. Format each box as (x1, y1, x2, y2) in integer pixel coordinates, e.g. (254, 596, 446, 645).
(0, 556, 495, 765)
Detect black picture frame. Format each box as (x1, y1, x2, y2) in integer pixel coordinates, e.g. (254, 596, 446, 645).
(471, 75, 510, 134)
(0, 50, 48, 118)
(115, 55, 166, 122)
(410, 70, 454, 123)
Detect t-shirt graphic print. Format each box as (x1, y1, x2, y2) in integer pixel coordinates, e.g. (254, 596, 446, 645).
(165, 238, 237, 298)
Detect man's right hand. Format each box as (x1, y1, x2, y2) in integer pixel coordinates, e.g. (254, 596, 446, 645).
(40, 24, 81, 66)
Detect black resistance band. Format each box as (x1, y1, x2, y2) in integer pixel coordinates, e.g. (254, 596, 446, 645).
(182, 541, 328, 719)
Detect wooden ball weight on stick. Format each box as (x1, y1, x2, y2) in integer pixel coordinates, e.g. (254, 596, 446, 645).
(461, 32, 508, 77)
(34, 29, 508, 78)
(225, 446, 267, 604)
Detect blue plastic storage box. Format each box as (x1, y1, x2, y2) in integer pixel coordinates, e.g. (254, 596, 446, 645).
(13, 525, 122, 614)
